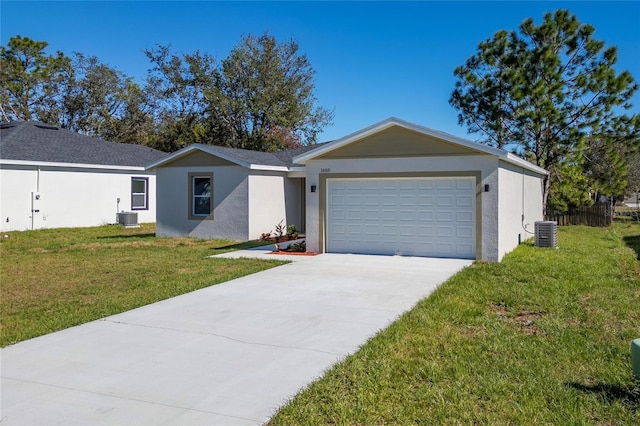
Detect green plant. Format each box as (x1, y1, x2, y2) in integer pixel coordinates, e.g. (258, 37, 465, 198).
(260, 232, 272, 241)
(286, 240, 306, 252)
(274, 220, 285, 242)
(286, 224, 297, 237)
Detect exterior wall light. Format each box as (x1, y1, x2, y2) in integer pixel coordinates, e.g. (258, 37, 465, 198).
(311, 185, 317, 193)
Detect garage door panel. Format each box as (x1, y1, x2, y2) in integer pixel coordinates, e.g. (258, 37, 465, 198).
(456, 179, 474, 189)
(437, 195, 454, 206)
(456, 211, 473, 222)
(456, 244, 474, 257)
(380, 224, 397, 234)
(327, 177, 475, 259)
(416, 225, 435, 237)
(381, 195, 396, 205)
(399, 195, 415, 206)
(417, 195, 434, 206)
(437, 211, 453, 222)
(331, 209, 345, 220)
(346, 209, 362, 220)
(456, 195, 473, 207)
(417, 211, 434, 222)
(436, 226, 454, 237)
(456, 226, 473, 238)
(398, 225, 415, 236)
(417, 180, 435, 190)
(437, 180, 453, 190)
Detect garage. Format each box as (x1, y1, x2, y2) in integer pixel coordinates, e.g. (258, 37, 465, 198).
(294, 117, 547, 262)
(327, 177, 476, 259)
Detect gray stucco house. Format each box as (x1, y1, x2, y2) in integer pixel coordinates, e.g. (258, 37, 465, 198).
(147, 117, 547, 261)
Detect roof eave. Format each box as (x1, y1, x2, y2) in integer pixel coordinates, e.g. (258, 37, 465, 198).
(500, 153, 548, 175)
(0, 159, 148, 171)
(248, 164, 290, 172)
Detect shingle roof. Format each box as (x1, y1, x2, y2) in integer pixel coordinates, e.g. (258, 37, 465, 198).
(272, 142, 330, 167)
(149, 141, 331, 170)
(194, 144, 289, 167)
(0, 121, 169, 168)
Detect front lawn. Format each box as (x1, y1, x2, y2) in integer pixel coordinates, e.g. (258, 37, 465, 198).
(271, 223, 640, 425)
(0, 224, 284, 347)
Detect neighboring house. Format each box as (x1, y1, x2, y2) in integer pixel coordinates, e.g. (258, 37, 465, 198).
(623, 192, 640, 208)
(148, 117, 547, 262)
(0, 121, 168, 231)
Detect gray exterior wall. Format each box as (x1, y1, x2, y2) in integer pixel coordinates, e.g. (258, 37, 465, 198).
(155, 164, 250, 240)
(155, 160, 300, 241)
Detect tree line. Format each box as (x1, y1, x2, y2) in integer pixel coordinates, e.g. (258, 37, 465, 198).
(0, 33, 333, 153)
(2, 9, 639, 211)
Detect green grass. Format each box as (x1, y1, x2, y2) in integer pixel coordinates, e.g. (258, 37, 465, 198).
(0, 223, 285, 347)
(271, 223, 640, 425)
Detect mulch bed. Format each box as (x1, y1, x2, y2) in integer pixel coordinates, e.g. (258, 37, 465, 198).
(269, 251, 318, 256)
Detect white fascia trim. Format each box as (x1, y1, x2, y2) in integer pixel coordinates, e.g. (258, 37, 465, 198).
(293, 117, 509, 165)
(287, 167, 306, 178)
(0, 159, 146, 171)
(501, 153, 548, 176)
(248, 164, 290, 172)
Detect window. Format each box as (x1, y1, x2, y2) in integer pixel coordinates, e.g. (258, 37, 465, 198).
(131, 177, 148, 210)
(188, 172, 213, 219)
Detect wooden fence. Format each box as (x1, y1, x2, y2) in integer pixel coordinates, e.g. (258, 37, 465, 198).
(546, 202, 612, 227)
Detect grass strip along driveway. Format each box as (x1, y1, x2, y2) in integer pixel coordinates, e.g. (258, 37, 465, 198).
(0, 224, 284, 347)
(271, 223, 640, 425)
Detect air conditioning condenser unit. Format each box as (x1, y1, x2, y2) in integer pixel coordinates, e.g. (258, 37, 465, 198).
(117, 212, 139, 228)
(534, 221, 557, 248)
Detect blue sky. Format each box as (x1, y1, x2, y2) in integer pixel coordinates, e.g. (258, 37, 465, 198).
(2, 1, 639, 143)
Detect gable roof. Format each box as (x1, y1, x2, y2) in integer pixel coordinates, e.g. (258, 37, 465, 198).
(0, 121, 168, 169)
(293, 117, 548, 175)
(146, 142, 328, 171)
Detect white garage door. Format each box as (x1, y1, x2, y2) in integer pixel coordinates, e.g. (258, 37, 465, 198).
(327, 177, 476, 259)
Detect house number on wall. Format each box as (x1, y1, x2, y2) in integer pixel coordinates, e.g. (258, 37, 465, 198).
(320, 168, 331, 173)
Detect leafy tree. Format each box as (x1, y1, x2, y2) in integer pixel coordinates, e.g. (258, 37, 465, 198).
(583, 115, 640, 202)
(207, 33, 333, 151)
(0, 35, 71, 122)
(1, 35, 153, 145)
(62, 53, 154, 144)
(145, 34, 333, 153)
(143, 45, 218, 151)
(450, 10, 638, 212)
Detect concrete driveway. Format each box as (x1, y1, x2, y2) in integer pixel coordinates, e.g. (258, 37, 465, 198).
(1, 252, 471, 425)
